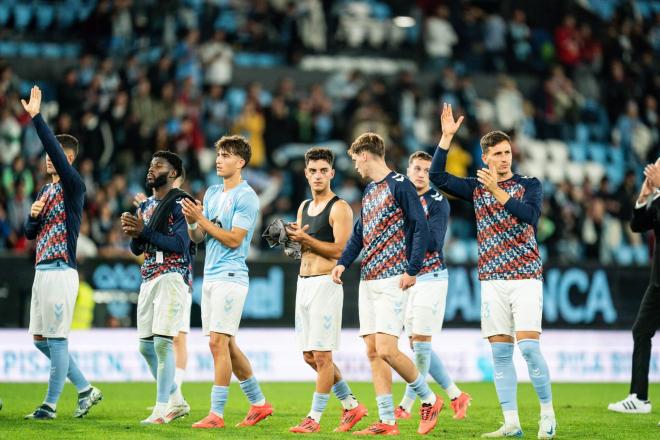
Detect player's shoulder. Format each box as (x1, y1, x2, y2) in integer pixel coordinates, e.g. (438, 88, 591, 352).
(387, 172, 415, 192)
(236, 182, 259, 205)
(425, 189, 447, 204)
(205, 184, 223, 198)
(387, 172, 409, 184)
(329, 196, 351, 214)
(514, 174, 542, 188)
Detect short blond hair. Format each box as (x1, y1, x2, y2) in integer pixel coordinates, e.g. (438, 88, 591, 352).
(408, 151, 432, 165)
(348, 132, 385, 158)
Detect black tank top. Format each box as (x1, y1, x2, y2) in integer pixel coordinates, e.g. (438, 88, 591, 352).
(301, 196, 340, 243)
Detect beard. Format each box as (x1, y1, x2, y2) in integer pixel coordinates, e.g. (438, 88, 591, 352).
(146, 173, 168, 189)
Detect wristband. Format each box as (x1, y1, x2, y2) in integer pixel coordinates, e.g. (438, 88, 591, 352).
(187, 222, 198, 230)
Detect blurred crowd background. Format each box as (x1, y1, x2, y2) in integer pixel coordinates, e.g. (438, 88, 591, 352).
(0, 0, 658, 266)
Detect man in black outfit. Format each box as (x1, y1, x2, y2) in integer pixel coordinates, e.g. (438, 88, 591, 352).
(607, 160, 660, 426)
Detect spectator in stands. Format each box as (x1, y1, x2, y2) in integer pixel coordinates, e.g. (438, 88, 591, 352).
(494, 76, 524, 132)
(7, 180, 30, 234)
(484, 12, 507, 72)
(130, 78, 165, 145)
(0, 204, 13, 249)
(0, 107, 21, 166)
(199, 31, 234, 87)
(264, 95, 296, 163)
(613, 101, 652, 166)
(77, 217, 98, 260)
(554, 15, 581, 73)
(508, 9, 532, 72)
(2, 156, 34, 199)
(425, 5, 457, 72)
(232, 99, 266, 167)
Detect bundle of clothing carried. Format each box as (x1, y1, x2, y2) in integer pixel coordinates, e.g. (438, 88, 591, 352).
(261, 218, 301, 260)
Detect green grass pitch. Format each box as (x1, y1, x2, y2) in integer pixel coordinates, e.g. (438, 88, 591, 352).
(0, 382, 658, 439)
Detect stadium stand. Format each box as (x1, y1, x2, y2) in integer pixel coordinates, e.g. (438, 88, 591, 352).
(0, 0, 657, 266)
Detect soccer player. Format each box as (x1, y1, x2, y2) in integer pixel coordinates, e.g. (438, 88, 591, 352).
(181, 135, 272, 429)
(21, 86, 102, 420)
(394, 151, 472, 420)
(608, 159, 660, 417)
(134, 174, 191, 419)
(121, 151, 192, 424)
(286, 147, 368, 433)
(429, 104, 556, 438)
(332, 133, 443, 435)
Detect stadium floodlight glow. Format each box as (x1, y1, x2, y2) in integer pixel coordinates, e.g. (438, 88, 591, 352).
(393, 16, 415, 28)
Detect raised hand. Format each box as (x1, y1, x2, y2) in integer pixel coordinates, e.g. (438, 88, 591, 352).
(21, 86, 42, 118)
(30, 194, 48, 219)
(181, 198, 203, 224)
(476, 167, 499, 193)
(440, 103, 464, 138)
(644, 162, 660, 190)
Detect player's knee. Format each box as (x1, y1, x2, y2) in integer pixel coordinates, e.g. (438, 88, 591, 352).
(312, 352, 332, 368)
(209, 336, 229, 354)
(375, 344, 398, 363)
(365, 346, 379, 362)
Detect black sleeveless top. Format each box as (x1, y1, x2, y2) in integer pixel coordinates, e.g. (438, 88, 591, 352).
(301, 196, 340, 243)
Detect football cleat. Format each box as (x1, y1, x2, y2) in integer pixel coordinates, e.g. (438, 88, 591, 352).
(236, 401, 273, 427)
(394, 406, 411, 420)
(353, 421, 399, 435)
(537, 415, 556, 439)
(335, 402, 368, 432)
(73, 386, 103, 418)
(450, 392, 471, 420)
(290, 416, 321, 433)
(24, 404, 56, 420)
(481, 423, 523, 437)
(418, 394, 443, 434)
(192, 412, 225, 428)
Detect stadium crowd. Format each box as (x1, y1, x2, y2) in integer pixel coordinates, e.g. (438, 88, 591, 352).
(0, 0, 658, 265)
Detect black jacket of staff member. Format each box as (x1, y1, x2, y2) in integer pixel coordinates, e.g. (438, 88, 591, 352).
(628, 192, 660, 401)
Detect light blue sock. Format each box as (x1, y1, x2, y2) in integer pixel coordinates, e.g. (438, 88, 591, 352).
(153, 336, 175, 404)
(34, 340, 90, 393)
(413, 342, 432, 376)
(309, 392, 330, 422)
(403, 381, 417, 401)
(239, 376, 266, 405)
(332, 379, 359, 410)
(140, 338, 177, 396)
(45, 338, 70, 406)
(211, 385, 229, 416)
(408, 373, 434, 402)
(332, 379, 352, 401)
(139, 338, 158, 379)
(405, 341, 433, 402)
(376, 394, 395, 423)
(428, 350, 452, 389)
(491, 342, 518, 411)
(518, 339, 552, 404)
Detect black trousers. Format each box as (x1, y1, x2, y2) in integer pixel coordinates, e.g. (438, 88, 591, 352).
(630, 285, 660, 401)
